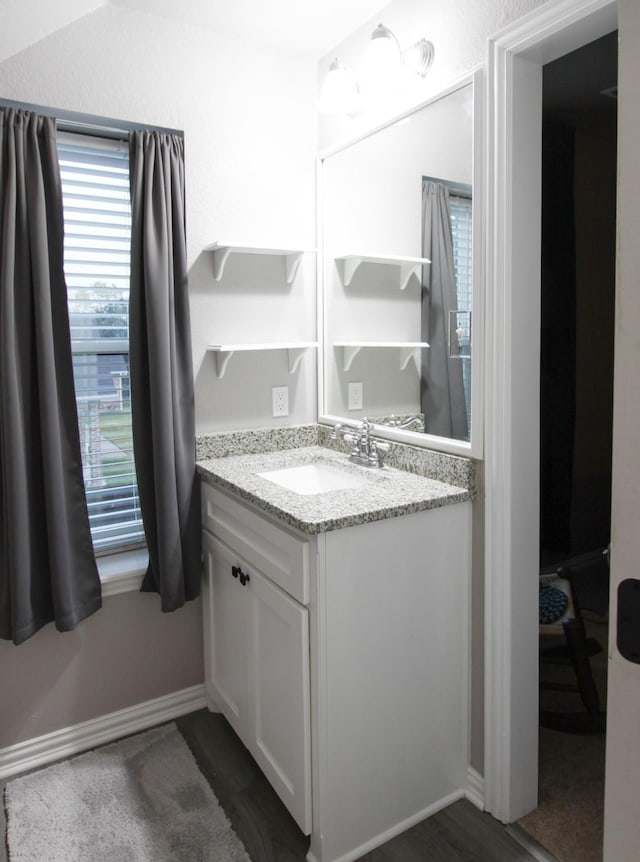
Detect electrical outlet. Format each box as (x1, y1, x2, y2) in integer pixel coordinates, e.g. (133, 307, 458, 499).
(348, 381, 363, 411)
(272, 385, 289, 417)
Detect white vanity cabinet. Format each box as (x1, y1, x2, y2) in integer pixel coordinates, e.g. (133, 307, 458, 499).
(201, 475, 471, 862)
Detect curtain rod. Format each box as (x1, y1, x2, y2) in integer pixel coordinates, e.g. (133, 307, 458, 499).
(422, 175, 472, 199)
(0, 97, 183, 140)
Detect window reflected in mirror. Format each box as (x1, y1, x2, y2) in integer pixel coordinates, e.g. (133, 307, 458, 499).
(420, 177, 472, 442)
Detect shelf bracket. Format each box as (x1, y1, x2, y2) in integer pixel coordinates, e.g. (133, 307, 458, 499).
(285, 252, 304, 284)
(287, 346, 306, 374)
(399, 263, 423, 291)
(214, 350, 234, 378)
(341, 345, 362, 372)
(399, 346, 422, 373)
(340, 256, 362, 287)
(212, 246, 232, 281)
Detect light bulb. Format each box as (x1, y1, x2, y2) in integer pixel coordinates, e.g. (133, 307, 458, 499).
(318, 59, 360, 116)
(359, 24, 401, 103)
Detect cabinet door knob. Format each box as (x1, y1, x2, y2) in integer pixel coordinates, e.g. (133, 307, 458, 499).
(231, 565, 240, 579)
(239, 569, 251, 586)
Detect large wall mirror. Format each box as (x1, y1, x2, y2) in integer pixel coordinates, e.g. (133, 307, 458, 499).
(318, 71, 483, 457)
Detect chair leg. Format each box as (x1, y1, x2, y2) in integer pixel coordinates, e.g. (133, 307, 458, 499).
(563, 618, 601, 714)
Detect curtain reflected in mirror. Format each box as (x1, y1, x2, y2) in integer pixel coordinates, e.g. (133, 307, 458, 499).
(420, 179, 471, 442)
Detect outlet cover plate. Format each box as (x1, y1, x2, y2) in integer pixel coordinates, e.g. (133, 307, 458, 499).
(272, 386, 289, 417)
(348, 381, 363, 411)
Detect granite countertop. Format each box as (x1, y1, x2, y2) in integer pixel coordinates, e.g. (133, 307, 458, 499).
(197, 445, 470, 535)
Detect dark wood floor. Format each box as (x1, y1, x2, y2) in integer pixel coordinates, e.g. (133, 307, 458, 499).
(1, 709, 545, 862)
(175, 709, 544, 862)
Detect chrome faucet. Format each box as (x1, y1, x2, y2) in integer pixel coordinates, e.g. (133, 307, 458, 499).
(331, 418, 391, 468)
(379, 413, 425, 433)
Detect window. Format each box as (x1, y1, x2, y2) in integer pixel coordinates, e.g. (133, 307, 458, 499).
(57, 133, 145, 554)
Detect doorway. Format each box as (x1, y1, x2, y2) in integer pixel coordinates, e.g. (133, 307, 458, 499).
(483, 0, 618, 830)
(514, 31, 617, 862)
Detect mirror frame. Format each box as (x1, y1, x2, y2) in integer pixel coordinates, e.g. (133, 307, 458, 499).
(316, 69, 484, 458)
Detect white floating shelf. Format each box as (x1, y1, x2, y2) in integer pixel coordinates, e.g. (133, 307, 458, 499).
(208, 341, 318, 378)
(206, 242, 316, 283)
(334, 341, 430, 372)
(335, 254, 430, 290)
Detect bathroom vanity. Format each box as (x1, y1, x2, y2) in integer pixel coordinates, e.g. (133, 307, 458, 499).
(199, 444, 472, 862)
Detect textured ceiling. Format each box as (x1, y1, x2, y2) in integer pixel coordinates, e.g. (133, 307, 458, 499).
(109, 0, 387, 54)
(0, 0, 389, 65)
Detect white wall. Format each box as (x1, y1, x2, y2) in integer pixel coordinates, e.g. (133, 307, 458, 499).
(0, 3, 318, 746)
(0, 592, 203, 747)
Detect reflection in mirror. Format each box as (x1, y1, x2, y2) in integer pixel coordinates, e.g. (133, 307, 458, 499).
(319, 75, 481, 455)
(421, 176, 472, 441)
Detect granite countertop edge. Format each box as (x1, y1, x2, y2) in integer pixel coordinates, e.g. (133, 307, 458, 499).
(197, 446, 471, 535)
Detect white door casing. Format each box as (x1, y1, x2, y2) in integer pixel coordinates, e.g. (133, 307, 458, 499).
(484, 0, 618, 825)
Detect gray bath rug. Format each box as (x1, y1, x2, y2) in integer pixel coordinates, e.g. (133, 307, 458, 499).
(4, 722, 251, 861)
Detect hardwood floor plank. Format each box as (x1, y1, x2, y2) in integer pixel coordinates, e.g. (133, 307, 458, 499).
(436, 801, 542, 861)
(356, 800, 542, 862)
(176, 710, 310, 862)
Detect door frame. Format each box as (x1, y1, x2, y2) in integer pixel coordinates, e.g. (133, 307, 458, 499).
(483, 0, 618, 823)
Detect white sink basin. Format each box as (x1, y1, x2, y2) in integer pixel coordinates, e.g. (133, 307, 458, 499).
(258, 462, 369, 495)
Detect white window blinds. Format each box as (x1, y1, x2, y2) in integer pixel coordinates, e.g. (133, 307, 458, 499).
(449, 195, 473, 336)
(57, 133, 145, 554)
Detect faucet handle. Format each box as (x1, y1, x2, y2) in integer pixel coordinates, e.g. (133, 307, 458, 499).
(370, 438, 391, 467)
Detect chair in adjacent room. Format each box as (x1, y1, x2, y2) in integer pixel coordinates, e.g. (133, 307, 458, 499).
(538, 547, 609, 733)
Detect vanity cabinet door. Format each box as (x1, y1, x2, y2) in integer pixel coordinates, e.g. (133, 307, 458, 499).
(247, 561, 312, 834)
(202, 531, 248, 738)
(202, 529, 312, 835)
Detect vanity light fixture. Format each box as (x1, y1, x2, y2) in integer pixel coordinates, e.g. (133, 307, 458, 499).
(319, 24, 435, 116)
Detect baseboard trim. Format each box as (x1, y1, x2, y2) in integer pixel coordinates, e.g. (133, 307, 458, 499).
(465, 766, 485, 810)
(0, 684, 206, 781)
(307, 788, 466, 862)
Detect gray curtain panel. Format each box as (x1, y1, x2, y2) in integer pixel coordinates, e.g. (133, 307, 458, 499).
(129, 131, 200, 611)
(0, 108, 102, 645)
(420, 181, 467, 440)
